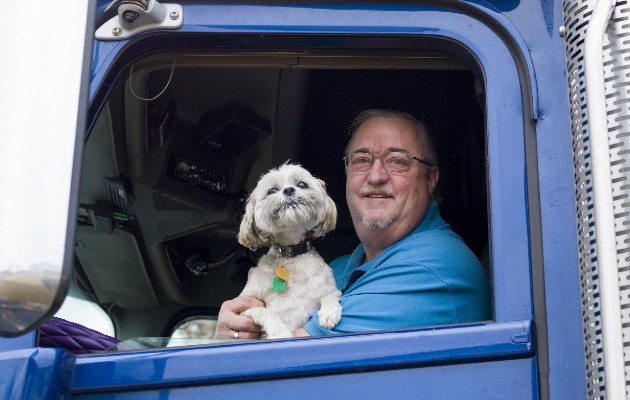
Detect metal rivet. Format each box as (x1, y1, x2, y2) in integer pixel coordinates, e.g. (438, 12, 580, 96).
(170, 11, 180, 20)
(559, 25, 566, 37)
(112, 26, 122, 36)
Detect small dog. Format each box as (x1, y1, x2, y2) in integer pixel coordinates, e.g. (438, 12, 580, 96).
(237, 163, 342, 339)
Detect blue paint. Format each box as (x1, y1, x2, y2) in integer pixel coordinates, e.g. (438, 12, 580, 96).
(0, 348, 74, 399)
(70, 321, 532, 397)
(0, 332, 35, 352)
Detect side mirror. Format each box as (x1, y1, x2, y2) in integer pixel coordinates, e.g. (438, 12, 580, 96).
(0, 1, 96, 336)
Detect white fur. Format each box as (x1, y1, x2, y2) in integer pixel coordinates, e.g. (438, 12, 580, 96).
(238, 163, 342, 339)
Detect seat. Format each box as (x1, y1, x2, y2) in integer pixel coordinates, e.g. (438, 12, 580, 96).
(38, 317, 120, 354)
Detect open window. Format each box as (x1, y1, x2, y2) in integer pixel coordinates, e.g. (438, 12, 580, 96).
(78, 47, 492, 341)
(70, 3, 536, 396)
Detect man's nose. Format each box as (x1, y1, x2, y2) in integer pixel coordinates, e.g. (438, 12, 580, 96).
(367, 158, 389, 183)
(283, 186, 296, 196)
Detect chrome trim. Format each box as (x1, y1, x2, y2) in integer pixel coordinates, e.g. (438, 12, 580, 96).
(583, 1, 625, 398)
(564, 0, 628, 397)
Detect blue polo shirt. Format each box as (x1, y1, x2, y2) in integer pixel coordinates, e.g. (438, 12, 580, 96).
(303, 202, 491, 335)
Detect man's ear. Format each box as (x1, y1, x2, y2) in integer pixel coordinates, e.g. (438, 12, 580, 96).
(428, 166, 440, 196)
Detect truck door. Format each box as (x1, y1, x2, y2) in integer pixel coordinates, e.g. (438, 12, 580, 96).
(72, 2, 581, 399)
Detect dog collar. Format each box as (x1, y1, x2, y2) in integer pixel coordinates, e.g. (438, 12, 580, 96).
(272, 240, 313, 258)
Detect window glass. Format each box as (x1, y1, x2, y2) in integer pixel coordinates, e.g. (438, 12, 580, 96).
(171, 318, 217, 340)
(54, 285, 115, 337)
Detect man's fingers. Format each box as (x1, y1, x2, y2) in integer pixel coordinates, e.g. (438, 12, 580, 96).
(214, 295, 265, 339)
(229, 316, 262, 333)
(238, 295, 266, 309)
(222, 295, 265, 314)
(233, 330, 260, 340)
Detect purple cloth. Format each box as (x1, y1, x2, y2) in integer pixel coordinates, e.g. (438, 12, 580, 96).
(39, 317, 120, 354)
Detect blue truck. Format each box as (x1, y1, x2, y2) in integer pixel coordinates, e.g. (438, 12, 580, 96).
(0, 0, 625, 398)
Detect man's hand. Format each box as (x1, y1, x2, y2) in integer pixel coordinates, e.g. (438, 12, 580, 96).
(214, 295, 264, 339)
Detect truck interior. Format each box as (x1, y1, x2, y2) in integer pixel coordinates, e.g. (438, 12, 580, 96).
(70, 44, 488, 341)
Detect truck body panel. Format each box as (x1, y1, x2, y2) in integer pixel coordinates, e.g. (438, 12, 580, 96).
(0, 0, 601, 398)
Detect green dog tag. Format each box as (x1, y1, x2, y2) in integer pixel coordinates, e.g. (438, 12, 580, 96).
(272, 276, 287, 292)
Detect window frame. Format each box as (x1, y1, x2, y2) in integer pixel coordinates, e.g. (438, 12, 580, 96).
(75, 2, 538, 395)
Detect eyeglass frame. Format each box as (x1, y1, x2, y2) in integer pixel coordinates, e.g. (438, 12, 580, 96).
(342, 149, 435, 173)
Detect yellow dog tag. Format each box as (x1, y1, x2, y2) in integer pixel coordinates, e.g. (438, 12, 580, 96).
(275, 266, 289, 282)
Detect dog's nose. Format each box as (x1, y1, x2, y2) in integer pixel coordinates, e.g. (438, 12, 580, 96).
(283, 186, 296, 196)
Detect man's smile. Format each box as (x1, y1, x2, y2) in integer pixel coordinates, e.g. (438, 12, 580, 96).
(360, 186, 395, 199)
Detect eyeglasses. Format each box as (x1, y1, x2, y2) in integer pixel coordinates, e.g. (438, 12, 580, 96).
(343, 150, 434, 173)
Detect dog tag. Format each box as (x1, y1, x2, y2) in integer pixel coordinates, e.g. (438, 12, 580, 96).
(272, 276, 287, 292)
(275, 266, 289, 282)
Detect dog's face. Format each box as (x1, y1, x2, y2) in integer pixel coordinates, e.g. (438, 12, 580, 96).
(238, 163, 337, 250)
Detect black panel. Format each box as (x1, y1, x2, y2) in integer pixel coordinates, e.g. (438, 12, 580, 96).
(299, 69, 487, 258)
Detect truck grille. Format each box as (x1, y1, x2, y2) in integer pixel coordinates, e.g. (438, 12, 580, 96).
(563, 0, 630, 398)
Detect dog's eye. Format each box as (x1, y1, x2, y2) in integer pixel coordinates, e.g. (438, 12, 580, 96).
(267, 188, 279, 195)
(297, 181, 308, 189)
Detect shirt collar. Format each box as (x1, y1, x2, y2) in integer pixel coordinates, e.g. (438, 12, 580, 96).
(352, 201, 441, 272)
(336, 201, 441, 292)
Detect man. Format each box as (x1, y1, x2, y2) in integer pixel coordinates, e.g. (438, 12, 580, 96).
(214, 109, 490, 339)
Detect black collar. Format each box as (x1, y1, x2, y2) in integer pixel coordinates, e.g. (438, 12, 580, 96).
(273, 240, 313, 258)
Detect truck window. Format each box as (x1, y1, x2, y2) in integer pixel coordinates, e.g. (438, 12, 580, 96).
(77, 34, 529, 343)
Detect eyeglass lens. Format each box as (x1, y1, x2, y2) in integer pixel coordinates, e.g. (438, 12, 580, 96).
(347, 151, 413, 173)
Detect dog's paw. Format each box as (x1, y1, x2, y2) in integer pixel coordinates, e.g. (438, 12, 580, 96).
(241, 307, 265, 324)
(241, 308, 293, 339)
(264, 329, 293, 339)
(318, 303, 342, 329)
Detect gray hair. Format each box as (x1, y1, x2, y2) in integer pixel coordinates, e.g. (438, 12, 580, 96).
(346, 109, 438, 166)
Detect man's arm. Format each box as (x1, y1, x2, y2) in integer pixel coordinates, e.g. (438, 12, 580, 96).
(291, 328, 310, 337)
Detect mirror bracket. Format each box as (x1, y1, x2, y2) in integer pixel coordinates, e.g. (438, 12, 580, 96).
(96, 0, 183, 41)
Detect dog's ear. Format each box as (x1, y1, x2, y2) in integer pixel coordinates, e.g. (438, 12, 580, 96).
(310, 178, 337, 238)
(238, 193, 275, 250)
(237, 194, 263, 250)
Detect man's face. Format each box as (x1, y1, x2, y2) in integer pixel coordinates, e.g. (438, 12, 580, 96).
(345, 116, 439, 243)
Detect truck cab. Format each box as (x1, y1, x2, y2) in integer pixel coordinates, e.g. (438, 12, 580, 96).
(1, 0, 610, 398)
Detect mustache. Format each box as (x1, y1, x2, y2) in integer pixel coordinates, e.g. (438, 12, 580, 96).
(360, 185, 394, 197)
